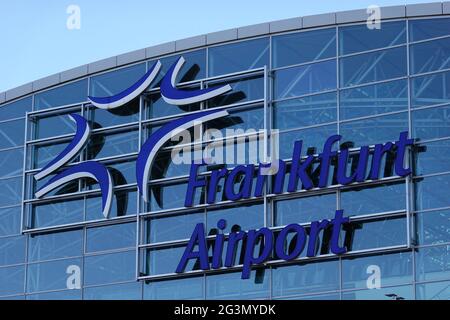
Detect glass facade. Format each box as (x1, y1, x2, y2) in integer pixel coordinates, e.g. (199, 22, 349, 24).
(0, 15, 450, 300)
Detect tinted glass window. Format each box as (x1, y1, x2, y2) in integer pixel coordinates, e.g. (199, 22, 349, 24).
(206, 202, 264, 234)
(0, 206, 21, 237)
(411, 70, 450, 108)
(273, 28, 336, 68)
(413, 105, 450, 141)
(415, 173, 450, 211)
(415, 245, 450, 282)
(416, 280, 450, 300)
(0, 266, 25, 296)
(87, 102, 139, 129)
(411, 37, 450, 75)
(416, 209, 450, 245)
(415, 139, 450, 176)
(86, 129, 139, 160)
(0, 97, 32, 121)
(85, 189, 137, 220)
(0, 236, 26, 266)
(343, 285, 413, 300)
(27, 290, 81, 300)
(206, 270, 269, 299)
(84, 282, 142, 300)
(409, 17, 450, 42)
(0, 119, 25, 149)
(0, 148, 23, 179)
(28, 229, 83, 262)
(35, 79, 87, 110)
(208, 38, 269, 76)
(86, 222, 136, 253)
(144, 277, 204, 300)
(339, 21, 406, 55)
(33, 110, 81, 140)
(32, 198, 84, 228)
(0, 177, 22, 207)
(84, 251, 135, 286)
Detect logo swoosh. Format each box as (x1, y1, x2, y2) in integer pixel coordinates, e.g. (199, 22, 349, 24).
(88, 61, 161, 110)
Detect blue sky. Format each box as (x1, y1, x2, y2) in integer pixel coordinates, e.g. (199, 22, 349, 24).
(0, 0, 439, 92)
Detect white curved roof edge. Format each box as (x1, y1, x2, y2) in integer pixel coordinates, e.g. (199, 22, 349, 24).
(1, 1, 449, 105)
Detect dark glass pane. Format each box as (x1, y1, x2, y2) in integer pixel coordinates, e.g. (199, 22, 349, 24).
(146, 92, 200, 120)
(208, 38, 269, 76)
(106, 159, 136, 186)
(340, 47, 407, 87)
(32, 198, 84, 228)
(0, 119, 25, 149)
(86, 222, 136, 252)
(342, 252, 412, 290)
(415, 140, 450, 175)
(148, 182, 203, 211)
(273, 27, 336, 68)
(411, 37, 450, 75)
(33, 110, 80, 139)
(417, 209, 450, 245)
(411, 70, 450, 108)
(86, 129, 139, 160)
(147, 211, 204, 244)
(0, 177, 22, 207)
(0, 96, 32, 121)
(90, 63, 146, 97)
(147, 246, 189, 276)
(341, 182, 406, 216)
(205, 105, 264, 136)
(409, 17, 450, 42)
(84, 282, 141, 300)
(339, 21, 406, 55)
(340, 112, 408, 146)
(87, 102, 139, 129)
(274, 92, 337, 130)
(206, 202, 264, 234)
(27, 258, 82, 293)
(0, 206, 21, 237)
(416, 245, 450, 282)
(342, 285, 413, 300)
(0, 148, 23, 178)
(84, 251, 135, 286)
(272, 260, 339, 297)
(415, 174, 450, 211)
(28, 229, 83, 262)
(340, 79, 408, 120)
(35, 79, 88, 110)
(33, 140, 77, 169)
(144, 277, 204, 300)
(274, 60, 336, 99)
(85, 189, 137, 220)
(275, 193, 336, 226)
(412, 105, 450, 140)
(0, 236, 26, 266)
(0, 266, 25, 296)
(207, 75, 264, 108)
(206, 270, 269, 299)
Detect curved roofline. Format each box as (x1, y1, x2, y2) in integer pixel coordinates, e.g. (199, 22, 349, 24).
(1, 1, 449, 105)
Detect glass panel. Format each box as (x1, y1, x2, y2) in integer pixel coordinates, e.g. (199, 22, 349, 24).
(411, 37, 450, 75)
(340, 47, 407, 87)
(84, 251, 135, 286)
(0, 206, 21, 237)
(87, 102, 139, 129)
(278, 124, 338, 160)
(345, 216, 406, 251)
(285, 293, 340, 300)
(0, 236, 26, 266)
(27, 290, 81, 300)
(0, 119, 25, 149)
(339, 21, 406, 55)
(148, 181, 203, 211)
(342, 285, 413, 300)
(411, 70, 450, 108)
(90, 63, 146, 97)
(340, 79, 408, 120)
(274, 92, 337, 130)
(341, 182, 406, 216)
(415, 140, 450, 176)
(275, 193, 337, 226)
(86, 222, 136, 252)
(417, 209, 450, 245)
(28, 229, 82, 262)
(106, 159, 136, 186)
(34, 79, 88, 110)
(272, 260, 339, 297)
(0, 177, 22, 207)
(146, 92, 200, 120)
(0, 265, 25, 296)
(206, 270, 269, 299)
(150, 49, 206, 88)
(84, 282, 141, 300)
(206, 202, 264, 234)
(32, 140, 77, 170)
(146, 246, 190, 276)
(31, 198, 84, 229)
(0, 148, 23, 178)
(415, 174, 450, 211)
(33, 110, 80, 139)
(342, 252, 412, 290)
(0, 96, 32, 121)
(409, 17, 450, 42)
(207, 75, 264, 108)
(273, 27, 336, 68)
(27, 258, 82, 293)
(144, 277, 204, 300)
(274, 60, 336, 99)
(208, 38, 269, 76)
(416, 245, 450, 282)
(205, 105, 264, 136)
(412, 105, 450, 140)
(340, 112, 408, 146)
(147, 211, 204, 244)
(416, 280, 450, 300)
(86, 129, 139, 160)
(85, 189, 137, 220)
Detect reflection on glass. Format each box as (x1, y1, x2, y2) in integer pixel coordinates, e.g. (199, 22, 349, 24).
(0, 119, 25, 149)
(415, 174, 450, 211)
(0, 236, 26, 266)
(34, 79, 87, 110)
(144, 277, 204, 300)
(86, 222, 136, 253)
(86, 129, 139, 160)
(415, 245, 450, 282)
(28, 229, 82, 262)
(0, 265, 25, 296)
(33, 110, 80, 139)
(409, 17, 450, 42)
(0, 148, 24, 179)
(412, 105, 450, 140)
(84, 282, 141, 300)
(0, 96, 32, 121)
(416, 210, 450, 245)
(84, 251, 135, 286)
(411, 70, 450, 108)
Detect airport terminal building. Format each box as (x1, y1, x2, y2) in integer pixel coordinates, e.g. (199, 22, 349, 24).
(0, 2, 449, 300)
